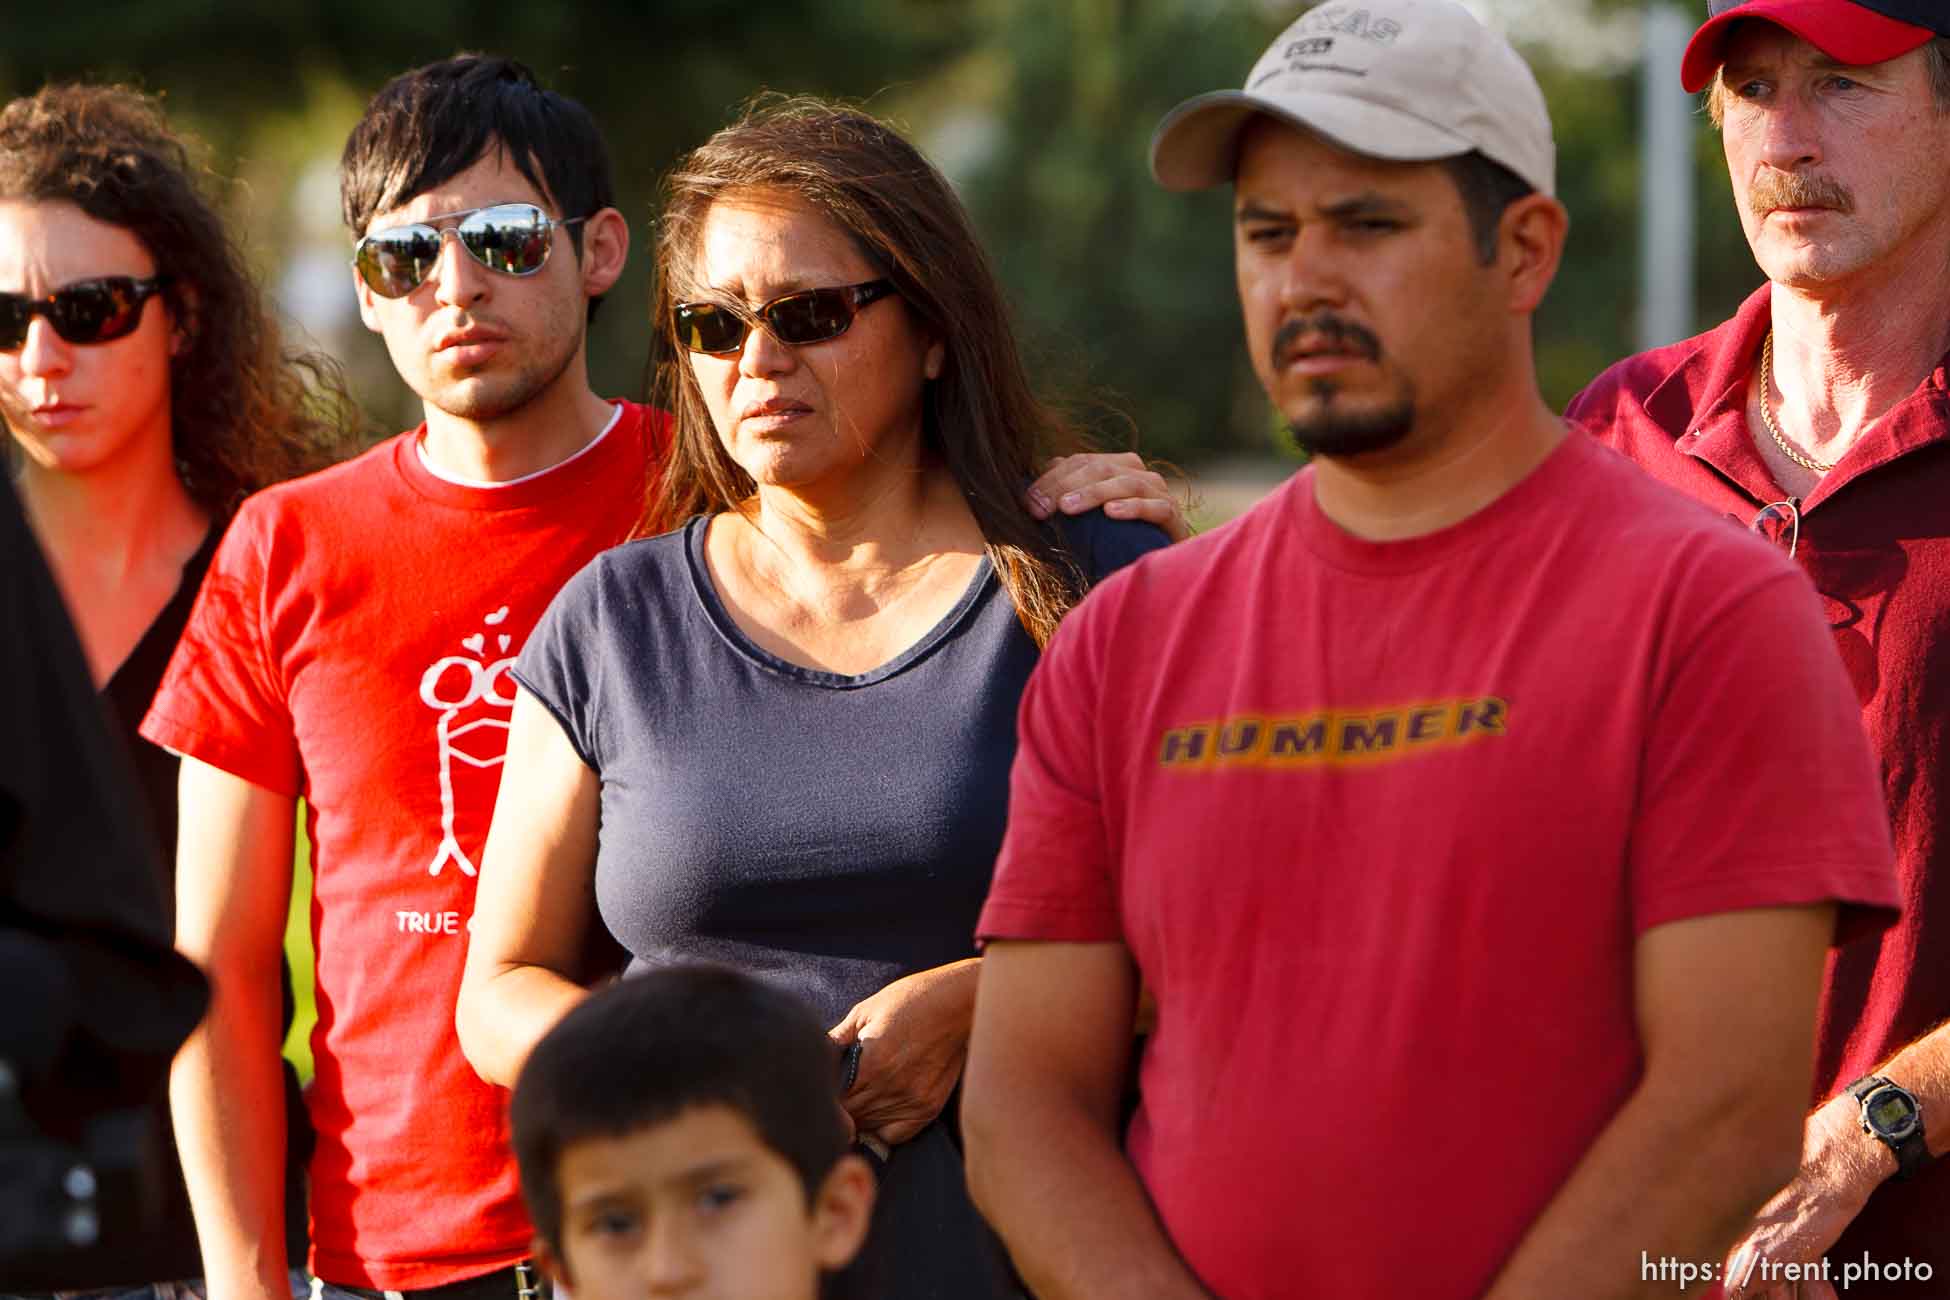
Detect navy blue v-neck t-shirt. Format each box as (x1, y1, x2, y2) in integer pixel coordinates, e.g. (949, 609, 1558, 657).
(516, 508, 1166, 1027)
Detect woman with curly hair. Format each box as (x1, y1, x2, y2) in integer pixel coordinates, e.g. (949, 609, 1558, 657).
(0, 83, 353, 1294)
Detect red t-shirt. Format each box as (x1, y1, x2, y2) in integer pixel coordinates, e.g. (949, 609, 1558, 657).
(1570, 286, 1950, 1276)
(978, 432, 1898, 1300)
(142, 401, 665, 1288)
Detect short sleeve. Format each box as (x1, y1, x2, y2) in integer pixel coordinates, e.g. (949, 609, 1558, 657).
(511, 551, 608, 771)
(1633, 564, 1897, 943)
(977, 586, 1127, 944)
(140, 503, 302, 797)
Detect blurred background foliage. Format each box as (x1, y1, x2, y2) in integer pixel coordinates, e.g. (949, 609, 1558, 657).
(3, 0, 1764, 466)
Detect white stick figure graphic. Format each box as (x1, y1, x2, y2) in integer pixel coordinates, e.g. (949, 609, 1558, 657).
(418, 606, 517, 877)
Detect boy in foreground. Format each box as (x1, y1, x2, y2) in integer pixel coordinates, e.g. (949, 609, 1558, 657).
(510, 966, 876, 1300)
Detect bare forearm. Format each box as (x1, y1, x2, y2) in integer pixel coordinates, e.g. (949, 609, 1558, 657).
(1864, 1019, 1950, 1157)
(455, 961, 591, 1087)
(966, 1094, 1211, 1300)
(1715, 1020, 1950, 1284)
(1484, 1081, 1800, 1299)
(1795, 1019, 1950, 1211)
(171, 957, 290, 1300)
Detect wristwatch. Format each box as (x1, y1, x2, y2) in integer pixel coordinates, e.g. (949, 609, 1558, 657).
(1845, 1075, 1933, 1180)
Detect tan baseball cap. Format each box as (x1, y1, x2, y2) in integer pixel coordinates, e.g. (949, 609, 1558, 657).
(1151, 0, 1556, 196)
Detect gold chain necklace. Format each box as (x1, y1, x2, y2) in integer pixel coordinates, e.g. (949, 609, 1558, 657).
(1758, 331, 1835, 474)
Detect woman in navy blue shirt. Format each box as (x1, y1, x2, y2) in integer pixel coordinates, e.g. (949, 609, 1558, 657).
(458, 99, 1174, 1298)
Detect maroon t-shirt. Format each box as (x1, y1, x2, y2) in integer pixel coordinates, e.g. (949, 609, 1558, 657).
(980, 433, 1897, 1298)
(1570, 285, 1950, 1277)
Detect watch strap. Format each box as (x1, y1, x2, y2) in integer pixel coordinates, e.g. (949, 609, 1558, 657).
(1896, 1135, 1935, 1180)
(1846, 1074, 1884, 1103)
(1845, 1074, 1935, 1181)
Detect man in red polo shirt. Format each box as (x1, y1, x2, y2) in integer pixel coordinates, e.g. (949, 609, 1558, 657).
(1567, 3, 1950, 1294)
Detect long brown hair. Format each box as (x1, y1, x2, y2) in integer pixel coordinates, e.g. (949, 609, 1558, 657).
(0, 83, 356, 514)
(645, 96, 1091, 647)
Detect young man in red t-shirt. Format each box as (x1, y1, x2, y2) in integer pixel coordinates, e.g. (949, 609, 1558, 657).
(145, 55, 652, 1298)
(963, 3, 1901, 1298)
(146, 54, 1189, 1300)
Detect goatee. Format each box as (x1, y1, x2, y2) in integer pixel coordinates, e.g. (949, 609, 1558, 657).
(1287, 380, 1415, 459)
(1270, 313, 1414, 458)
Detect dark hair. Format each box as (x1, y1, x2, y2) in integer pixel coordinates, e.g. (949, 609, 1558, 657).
(0, 84, 355, 515)
(339, 54, 616, 321)
(646, 96, 1093, 648)
(1440, 151, 1536, 265)
(510, 964, 850, 1257)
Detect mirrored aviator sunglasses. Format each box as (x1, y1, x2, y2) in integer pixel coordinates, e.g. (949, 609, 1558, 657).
(0, 276, 169, 350)
(672, 279, 898, 355)
(352, 203, 585, 299)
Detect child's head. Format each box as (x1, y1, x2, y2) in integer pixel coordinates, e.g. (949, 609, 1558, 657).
(509, 965, 875, 1300)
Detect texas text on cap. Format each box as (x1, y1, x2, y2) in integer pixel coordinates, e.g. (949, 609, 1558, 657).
(1681, 0, 1949, 94)
(1149, 0, 1556, 197)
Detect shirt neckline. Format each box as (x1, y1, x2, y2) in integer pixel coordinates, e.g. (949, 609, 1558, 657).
(1289, 430, 1586, 576)
(681, 514, 996, 689)
(414, 401, 623, 488)
(395, 400, 641, 511)
(103, 522, 220, 700)
(1667, 285, 1950, 512)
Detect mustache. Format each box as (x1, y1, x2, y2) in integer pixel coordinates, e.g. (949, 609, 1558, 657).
(1272, 313, 1382, 369)
(1750, 169, 1854, 217)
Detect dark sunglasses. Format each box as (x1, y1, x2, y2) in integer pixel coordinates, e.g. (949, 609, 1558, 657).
(672, 279, 897, 356)
(352, 203, 585, 299)
(0, 276, 169, 351)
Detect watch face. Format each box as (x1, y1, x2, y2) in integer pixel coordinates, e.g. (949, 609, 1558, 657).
(1866, 1088, 1923, 1141)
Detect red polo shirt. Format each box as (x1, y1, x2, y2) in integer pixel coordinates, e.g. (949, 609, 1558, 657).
(1569, 285, 1950, 1283)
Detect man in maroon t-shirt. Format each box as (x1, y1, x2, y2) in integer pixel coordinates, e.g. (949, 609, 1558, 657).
(963, 3, 1899, 1298)
(1567, 3, 1950, 1293)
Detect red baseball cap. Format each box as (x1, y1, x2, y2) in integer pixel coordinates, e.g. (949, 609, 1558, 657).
(1681, 0, 1945, 93)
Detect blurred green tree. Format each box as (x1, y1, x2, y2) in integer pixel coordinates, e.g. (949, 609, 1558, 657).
(1533, 57, 1643, 409)
(957, 0, 1281, 464)
(1530, 28, 1764, 411)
